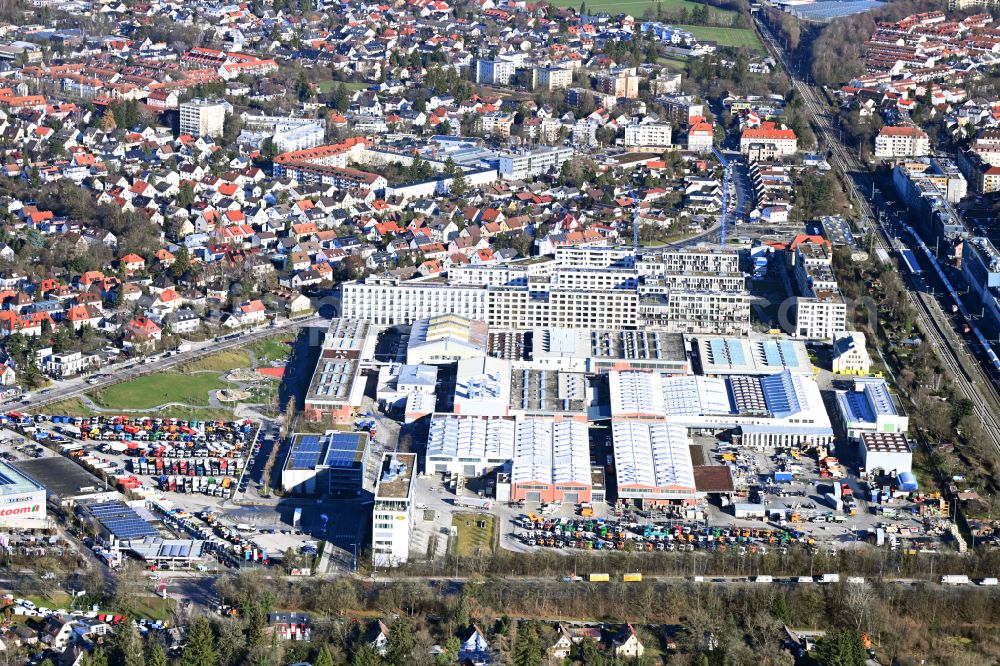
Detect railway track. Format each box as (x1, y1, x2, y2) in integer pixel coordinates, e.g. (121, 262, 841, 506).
(755, 18, 1000, 451)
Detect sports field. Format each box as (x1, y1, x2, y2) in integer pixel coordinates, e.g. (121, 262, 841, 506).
(559, 0, 736, 20)
(674, 25, 763, 49)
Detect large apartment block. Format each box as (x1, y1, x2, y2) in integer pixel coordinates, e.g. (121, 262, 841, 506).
(787, 240, 847, 340)
(179, 98, 227, 138)
(341, 249, 750, 335)
(875, 125, 930, 159)
(476, 59, 516, 86)
(623, 123, 673, 150)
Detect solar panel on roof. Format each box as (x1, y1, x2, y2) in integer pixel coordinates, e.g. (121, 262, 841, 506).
(779, 341, 801, 368)
(290, 435, 324, 469)
(323, 433, 364, 467)
(726, 339, 746, 367)
(762, 341, 782, 367)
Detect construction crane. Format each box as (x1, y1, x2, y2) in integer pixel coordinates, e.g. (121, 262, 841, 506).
(712, 146, 730, 246)
(630, 189, 640, 250)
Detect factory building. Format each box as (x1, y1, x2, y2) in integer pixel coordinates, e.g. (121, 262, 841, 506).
(509, 418, 593, 504)
(608, 369, 834, 448)
(835, 378, 909, 443)
(859, 433, 913, 476)
(692, 336, 812, 375)
(303, 319, 377, 423)
(832, 331, 872, 375)
(406, 314, 488, 365)
(424, 414, 515, 477)
(611, 421, 698, 505)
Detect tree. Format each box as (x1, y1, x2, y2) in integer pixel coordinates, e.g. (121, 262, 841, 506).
(331, 84, 350, 112)
(177, 182, 195, 209)
(84, 648, 109, 666)
(387, 619, 415, 664)
(351, 644, 382, 666)
(513, 623, 542, 666)
(450, 168, 468, 197)
(171, 245, 191, 278)
(109, 619, 144, 666)
(313, 646, 334, 666)
(813, 630, 866, 666)
(245, 600, 268, 649)
(216, 619, 246, 666)
(296, 71, 312, 101)
(146, 642, 168, 666)
(770, 594, 789, 623)
(181, 617, 219, 666)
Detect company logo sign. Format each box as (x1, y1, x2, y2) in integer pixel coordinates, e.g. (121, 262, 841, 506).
(0, 504, 39, 517)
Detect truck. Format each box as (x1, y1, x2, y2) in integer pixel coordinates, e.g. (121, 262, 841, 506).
(817, 573, 840, 584)
(978, 577, 998, 586)
(941, 575, 971, 585)
(58, 424, 82, 437)
(773, 471, 793, 483)
(454, 497, 493, 510)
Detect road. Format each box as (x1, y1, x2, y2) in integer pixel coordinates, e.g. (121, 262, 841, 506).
(755, 17, 1000, 452)
(12, 315, 323, 413)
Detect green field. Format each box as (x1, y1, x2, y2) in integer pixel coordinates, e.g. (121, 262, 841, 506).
(452, 512, 495, 557)
(558, 0, 735, 19)
(658, 55, 689, 71)
(93, 372, 227, 410)
(317, 80, 369, 93)
(178, 349, 251, 373)
(47, 396, 234, 421)
(251, 336, 294, 364)
(675, 24, 763, 49)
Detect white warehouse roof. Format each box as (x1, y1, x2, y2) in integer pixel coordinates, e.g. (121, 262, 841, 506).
(612, 420, 696, 495)
(425, 414, 515, 461)
(511, 418, 590, 487)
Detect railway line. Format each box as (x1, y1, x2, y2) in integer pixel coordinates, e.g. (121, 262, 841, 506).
(755, 17, 1000, 451)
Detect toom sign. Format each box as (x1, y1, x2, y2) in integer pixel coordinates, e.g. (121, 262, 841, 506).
(0, 504, 39, 517)
(0, 492, 46, 524)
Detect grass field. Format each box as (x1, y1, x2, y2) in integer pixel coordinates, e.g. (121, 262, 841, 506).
(251, 337, 294, 364)
(674, 24, 763, 49)
(557, 0, 735, 19)
(93, 372, 227, 410)
(47, 396, 234, 421)
(658, 55, 689, 71)
(317, 80, 369, 93)
(43, 398, 99, 416)
(452, 512, 495, 557)
(178, 350, 251, 374)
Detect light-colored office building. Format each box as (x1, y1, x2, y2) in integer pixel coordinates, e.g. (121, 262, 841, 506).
(179, 98, 227, 138)
(499, 146, 574, 180)
(372, 452, 417, 567)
